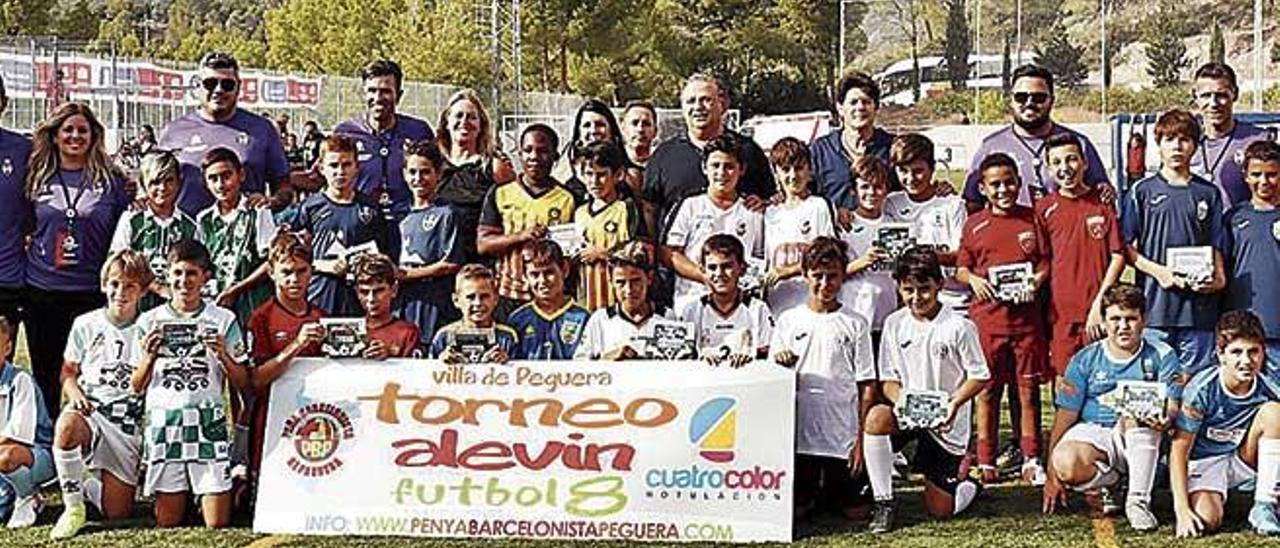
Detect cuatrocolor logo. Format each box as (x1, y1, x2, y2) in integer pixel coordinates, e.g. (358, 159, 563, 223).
(689, 397, 737, 463)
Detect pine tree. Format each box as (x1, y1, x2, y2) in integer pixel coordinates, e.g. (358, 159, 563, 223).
(943, 0, 970, 91)
(1035, 23, 1087, 89)
(1144, 2, 1191, 87)
(1209, 20, 1225, 64)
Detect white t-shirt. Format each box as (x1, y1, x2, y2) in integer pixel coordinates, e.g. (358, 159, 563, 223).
(574, 305, 674, 360)
(884, 191, 970, 311)
(665, 194, 765, 306)
(878, 305, 990, 455)
(677, 294, 774, 358)
(770, 304, 876, 459)
(64, 308, 143, 405)
(764, 196, 837, 315)
(840, 213, 900, 331)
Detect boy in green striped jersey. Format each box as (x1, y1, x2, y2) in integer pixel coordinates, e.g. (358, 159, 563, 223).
(196, 147, 278, 324)
(109, 151, 197, 310)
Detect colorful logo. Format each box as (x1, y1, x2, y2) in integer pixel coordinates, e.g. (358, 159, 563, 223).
(282, 402, 355, 477)
(689, 397, 737, 463)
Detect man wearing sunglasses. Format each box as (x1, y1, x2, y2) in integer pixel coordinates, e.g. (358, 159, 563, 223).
(157, 52, 289, 216)
(962, 65, 1109, 213)
(332, 59, 434, 223)
(1189, 62, 1272, 210)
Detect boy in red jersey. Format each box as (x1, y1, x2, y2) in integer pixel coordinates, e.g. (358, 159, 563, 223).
(1035, 133, 1125, 381)
(957, 153, 1051, 485)
(353, 253, 420, 359)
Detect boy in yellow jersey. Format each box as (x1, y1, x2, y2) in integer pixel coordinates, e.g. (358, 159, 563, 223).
(477, 124, 579, 319)
(573, 140, 649, 310)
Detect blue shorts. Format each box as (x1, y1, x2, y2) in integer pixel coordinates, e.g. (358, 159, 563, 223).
(0, 443, 54, 507)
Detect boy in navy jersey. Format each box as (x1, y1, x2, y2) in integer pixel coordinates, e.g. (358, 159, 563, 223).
(397, 140, 462, 348)
(1122, 109, 1226, 379)
(507, 240, 589, 360)
(294, 135, 393, 316)
(1171, 311, 1280, 537)
(1224, 140, 1280, 377)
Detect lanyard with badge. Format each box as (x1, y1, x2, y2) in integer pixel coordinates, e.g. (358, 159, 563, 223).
(1196, 126, 1236, 181)
(55, 171, 91, 268)
(1011, 128, 1048, 202)
(373, 122, 395, 221)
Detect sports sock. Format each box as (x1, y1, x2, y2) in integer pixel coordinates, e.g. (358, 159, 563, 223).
(1256, 438, 1280, 505)
(954, 480, 978, 515)
(1077, 467, 1119, 492)
(54, 448, 86, 508)
(864, 434, 895, 501)
(1124, 427, 1161, 503)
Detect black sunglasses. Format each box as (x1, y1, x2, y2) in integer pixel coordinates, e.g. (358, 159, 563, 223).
(201, 77, 238, 93)
(1013, 91, 1050, 105)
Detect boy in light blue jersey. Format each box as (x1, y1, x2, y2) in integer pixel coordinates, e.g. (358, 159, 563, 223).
(1171, 311, 1280, 537)
(0, 317, 54, 528)
(1223, 140, 1280, 379)
(1042, 283, 1182, 531)
(507, 240, 589, 360)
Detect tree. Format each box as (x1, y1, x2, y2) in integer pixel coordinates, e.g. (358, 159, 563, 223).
(1001, 35, 1011, 93)
(943, 0, 969, 91)
(889, 0, 925, 102)
(1035, 22, 1087, 89)
(0, 0, 52, 35)
(1209, 19, 1225, 64)
(1143, 1, 1193, 87)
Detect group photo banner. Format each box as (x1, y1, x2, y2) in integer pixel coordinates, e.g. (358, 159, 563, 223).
(254, 359, 796, 543)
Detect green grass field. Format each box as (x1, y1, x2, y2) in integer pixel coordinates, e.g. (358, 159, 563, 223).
(4, 331, 1277, 547)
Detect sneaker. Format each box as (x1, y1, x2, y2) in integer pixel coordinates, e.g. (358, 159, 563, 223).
(1099, 485, 1122, 516)
(891, 451, 908, 480)
(5, 493, 41, 528)
(978, 464, 1000, 484)
(868, 501, 895, 534)
(50, 503, 87, 539)
(1021, 458, 1047, 486)
(996, 443, 1022, 474)
(1125, 498, 1158, 532)
(1248, 501, 1280, 535)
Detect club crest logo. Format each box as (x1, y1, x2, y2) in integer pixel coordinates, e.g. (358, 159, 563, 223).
(560, 319, 583, 344)
(1017, 230, 1036, 253)
(800, 220, 811, 235)
(604, 220, 618, 233)
(1085, 215, 1106, 240)
(1196, 200, 1209, 221)
(282, 402, 355, 477)
(735, 221, 747, 237)
(1271, 220, 1280, 241)
(422, 213, 440, 233)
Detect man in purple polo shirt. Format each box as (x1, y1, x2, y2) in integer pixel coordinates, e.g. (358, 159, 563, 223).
(0, 76, 31, 333)
(333, 59, 434, 222)
(962, 65, 1109, 211)
(1190, 62, 1274, 209)
(158, 52, 289, 216)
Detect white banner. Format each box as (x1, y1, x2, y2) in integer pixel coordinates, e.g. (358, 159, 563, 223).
(254, 359, 796, 543)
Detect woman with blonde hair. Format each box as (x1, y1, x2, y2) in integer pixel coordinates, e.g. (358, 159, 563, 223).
(434, 89, 514, 263)
(24, 102, 130, 416)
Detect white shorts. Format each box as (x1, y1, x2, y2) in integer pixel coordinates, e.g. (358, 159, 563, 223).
(1187, 453, 1256, 500)
(1058, 422, 1128, 481)
(143, 460, 232, 497)
(78, 411, 142, 486)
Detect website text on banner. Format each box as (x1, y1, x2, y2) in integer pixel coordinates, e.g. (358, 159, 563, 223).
(254, 359, 795, 543)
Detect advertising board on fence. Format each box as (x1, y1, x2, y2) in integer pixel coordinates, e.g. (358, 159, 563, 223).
(254, 359, 796, 543)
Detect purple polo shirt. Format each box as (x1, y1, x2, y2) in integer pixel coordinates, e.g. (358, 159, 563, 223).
(26, 169, 129, 292)
(0, 128, 32, 287)
(333, 114, 434, 221)
(158, 109, 290, 215)
(1190, 120, 1272, 209)
(963, 124, 1109, 206)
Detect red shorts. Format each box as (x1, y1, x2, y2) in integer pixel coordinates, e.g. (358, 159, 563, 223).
(978, 330, 1047, 386)
(1049, 322, 1090, 377)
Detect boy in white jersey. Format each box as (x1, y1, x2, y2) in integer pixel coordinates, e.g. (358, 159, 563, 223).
(763, 137, 837, 315)
(884, 134, 969, 312)
(1041, 283, 1181, 532)
(50, 251, 153, 538)
(131, 239, 250, 528)
(841, 156, 902, 347)
(678, 234, 773, 367)
(862, 247, 989, 533)
(772, 237, 876, 519)
(664, 134, 765, 310)
(576, 242, 673, 361)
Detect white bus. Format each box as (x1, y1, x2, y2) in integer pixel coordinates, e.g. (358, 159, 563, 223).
(875, 53, 1036, 106)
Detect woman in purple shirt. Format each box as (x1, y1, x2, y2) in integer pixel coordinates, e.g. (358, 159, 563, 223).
(23, 103, 129, 415)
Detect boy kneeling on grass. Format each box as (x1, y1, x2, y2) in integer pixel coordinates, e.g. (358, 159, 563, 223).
(0, 317, 54, 528)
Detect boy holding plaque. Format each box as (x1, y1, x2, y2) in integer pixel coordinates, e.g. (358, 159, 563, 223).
(354, 253, 419, 359)
(771, 237, 876, 520)
(1037, 133, 1126, 381)
(862, 247, 989, 533)
(1042, 284, 1181, 532)
(1171, 311, 1280, 537)
(431, 264, 518, 364)
(294, 135, 393, 316)
(840, 156, 904, 348)
(131, 239, 250, 528)
(576, 242, 675, 361)
(507, 240, 589, 360)
(1223, 140, 1280, 376)
(677, 234, 773, 367)
(957, 152, 1051, 485)
(1121, 109, 1226, 377)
